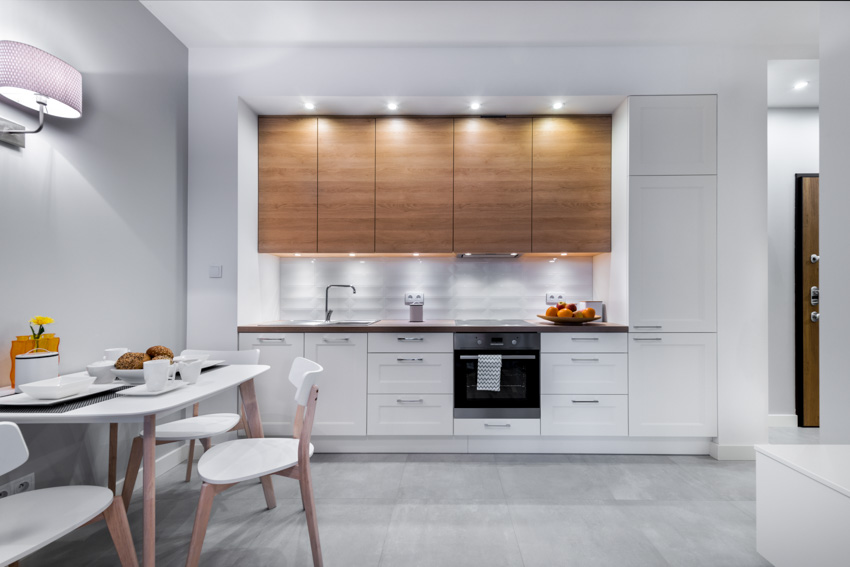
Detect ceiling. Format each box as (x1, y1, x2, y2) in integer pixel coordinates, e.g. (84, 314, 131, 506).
(140, 1, 818, 49)
(768, 60, 819, 108)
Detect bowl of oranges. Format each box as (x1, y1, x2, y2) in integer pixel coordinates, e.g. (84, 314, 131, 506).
(537, 303, 601, 325)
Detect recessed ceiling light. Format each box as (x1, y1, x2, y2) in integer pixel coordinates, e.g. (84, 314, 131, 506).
(294, 253, 301, 257)
(552, 102, 564, 110)
(413, 253, 420, 256)
(794, 81, 809, 90)
(349, 253, 356, 257)
(470, 102, 481, 110)
(561, 252, 568, 256)
(304, 102, 315, 110)
(387, 102, 398, 110)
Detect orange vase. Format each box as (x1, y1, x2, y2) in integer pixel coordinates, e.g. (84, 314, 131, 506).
(10, 336, 60, 388)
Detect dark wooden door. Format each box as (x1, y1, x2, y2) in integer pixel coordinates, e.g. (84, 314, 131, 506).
(796, 174, 819, 427)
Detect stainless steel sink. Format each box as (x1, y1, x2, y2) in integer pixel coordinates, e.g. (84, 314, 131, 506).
(269, 320, 379, 326)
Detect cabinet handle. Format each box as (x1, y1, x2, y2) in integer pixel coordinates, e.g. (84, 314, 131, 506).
(397, 337, 425, 342)
(633, 337, 662, 341)
(323, 337, 351, 343)
(396, 398, 424, 404)
(257, 337, 287, 343)
(396, 358, 424, 363)
(571, 399, 600, 404)
(484, 423, 511, 428)
(571, 337, 599, 341)
(633, 326, 663, 329)
(571, 357, 599, 362)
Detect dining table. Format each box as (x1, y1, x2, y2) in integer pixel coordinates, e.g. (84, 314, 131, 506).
(0, 364, 271, 567)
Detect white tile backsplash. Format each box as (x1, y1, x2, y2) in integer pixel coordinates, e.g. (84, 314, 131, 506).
(278, 256, 593, 321)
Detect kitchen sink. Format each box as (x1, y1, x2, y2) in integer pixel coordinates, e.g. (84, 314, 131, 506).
(269, 320, 379, 326)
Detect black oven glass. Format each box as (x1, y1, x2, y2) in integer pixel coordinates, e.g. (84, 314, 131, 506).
(453, 351, 539, 409)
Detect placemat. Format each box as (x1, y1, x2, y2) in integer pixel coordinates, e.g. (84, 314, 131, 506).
(0, 386, 133, 414)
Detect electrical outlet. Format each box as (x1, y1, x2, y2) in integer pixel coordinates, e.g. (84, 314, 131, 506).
(0, 482, 11, 499)
(404, 291, 425, 305)
(10, 473, 34, 495)
(545, 291, 567, 305)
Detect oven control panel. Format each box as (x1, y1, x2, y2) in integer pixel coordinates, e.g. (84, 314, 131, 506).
(454, 332, 540, 350)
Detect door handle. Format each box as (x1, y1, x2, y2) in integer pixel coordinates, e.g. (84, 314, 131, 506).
(396, 398, 424, 404)
(397, 337, 424, 342)
(811, 311, 820, 323)
(396, 358, 424, 363)
(323, 337, 351, 343)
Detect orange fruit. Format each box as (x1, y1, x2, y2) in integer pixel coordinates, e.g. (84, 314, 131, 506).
(583, 307, 596, 319)
(545, 306, 559, 316)
(557, 309, 573, 318)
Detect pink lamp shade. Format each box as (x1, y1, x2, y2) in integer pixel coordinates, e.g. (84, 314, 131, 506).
(0, 41, 82, 119)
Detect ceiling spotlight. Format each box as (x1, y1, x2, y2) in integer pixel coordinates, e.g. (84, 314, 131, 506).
(387, 102, 398, 110)
(304, 102, 315, 110)
(413, 253, 420, 256)
(552, 102, 564, 110)
(794, 81, 809, 90)
(294, 253, 301, 257)
(561, 252, 568, 256)
(349, 253, 356, 257)
(470, 102, 481, 110)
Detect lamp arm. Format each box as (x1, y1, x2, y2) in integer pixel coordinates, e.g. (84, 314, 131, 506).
(3, 101, 45, 134)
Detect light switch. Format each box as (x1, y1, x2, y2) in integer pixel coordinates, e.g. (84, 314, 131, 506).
(209, 265, 223, 278)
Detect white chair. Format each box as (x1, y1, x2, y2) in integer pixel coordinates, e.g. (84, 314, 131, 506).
(121, 349, 259, 512)
(0, 422, 138, 567)
(185, 357, 324, 567)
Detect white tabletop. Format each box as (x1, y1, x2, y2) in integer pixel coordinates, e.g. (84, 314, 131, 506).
(0, 365, 270, 425)
(755, 444, 850, 499)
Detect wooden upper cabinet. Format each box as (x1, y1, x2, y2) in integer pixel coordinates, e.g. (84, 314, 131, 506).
(532, 116, 612, 252)
(453, 118, 532, 253)
(318, 118, 375, 252)
(375, 118, 454, 252)
(258, 117, 318, 253)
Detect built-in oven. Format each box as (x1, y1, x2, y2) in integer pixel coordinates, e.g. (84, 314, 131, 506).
(453, 332, 540, 418)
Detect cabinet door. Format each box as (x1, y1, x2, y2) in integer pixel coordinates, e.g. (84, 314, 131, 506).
(540, 353, 628, 395)
(258, 117, 317, 253)
(532, 116, 612, 253)
(238, 333, 305, 436)
(629, 95, 717, 175)
(629, 176, 716, 332)
(541, 395, 628, 436)
(375, 118, 454, 252)
(629, 333, 717, 437)
(305, 333, 368, 436)
(454, 117, 532, 252)
(318, 118, 375, 252)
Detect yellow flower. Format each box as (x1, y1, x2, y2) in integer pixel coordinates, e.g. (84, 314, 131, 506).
(30, 316, 54, 325)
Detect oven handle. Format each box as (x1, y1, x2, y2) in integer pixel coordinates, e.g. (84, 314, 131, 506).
(458, 355, 537, 360)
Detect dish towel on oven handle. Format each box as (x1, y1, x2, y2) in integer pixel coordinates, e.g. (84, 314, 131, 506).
(477, 354, 502, 392)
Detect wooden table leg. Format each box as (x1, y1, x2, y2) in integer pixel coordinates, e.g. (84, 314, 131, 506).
(143, 415, 156, 567)
(109, 423, 118, 495)
(239, 379, 276, 510)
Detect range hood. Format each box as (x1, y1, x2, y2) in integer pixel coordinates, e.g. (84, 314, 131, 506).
(456, 253, 521, 259)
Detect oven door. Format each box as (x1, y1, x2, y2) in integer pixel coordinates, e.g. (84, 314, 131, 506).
(453, 351, 540, 418)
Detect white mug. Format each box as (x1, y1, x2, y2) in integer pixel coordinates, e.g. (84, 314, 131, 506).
(178, 358, 203, 384)
(104, 348, 129, 362)
(143, 359, 175, 392)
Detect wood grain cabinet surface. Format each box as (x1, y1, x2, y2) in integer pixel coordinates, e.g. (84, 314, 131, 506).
(532, 116, 611, 253)
(258, 117, 318, 253)
(375, 118, 454, 252)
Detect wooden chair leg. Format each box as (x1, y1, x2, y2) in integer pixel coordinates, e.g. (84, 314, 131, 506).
(185, 483, 217, 567)
(299, 463, 323, 567)
(185, 439, 195, 482)
(103, 496, 140, 567)
(109, 423, 119, 495)
(122, 436, 144, 512)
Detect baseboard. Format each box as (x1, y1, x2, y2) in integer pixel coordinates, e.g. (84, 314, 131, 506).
(115, 442, 190, 495)
(768, 414, 798, 428)
(709, 442, 756, 461)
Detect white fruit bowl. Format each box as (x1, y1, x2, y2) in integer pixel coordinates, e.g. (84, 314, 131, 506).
(18, 375, 97, 400)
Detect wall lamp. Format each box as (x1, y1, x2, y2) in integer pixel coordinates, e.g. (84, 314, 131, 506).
(0, 41, 82, 148)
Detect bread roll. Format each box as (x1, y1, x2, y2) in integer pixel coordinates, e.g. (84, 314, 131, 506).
(115, 352, 150, 370)
(146, 346, 173, 359)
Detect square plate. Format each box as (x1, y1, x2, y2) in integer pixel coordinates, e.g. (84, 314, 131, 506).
(0, 376, 125, 406)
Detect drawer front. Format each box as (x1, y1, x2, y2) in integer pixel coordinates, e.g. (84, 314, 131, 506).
(541, 332, 627, 353)
(541, 353, 628, 395)
(541, 395, 628, 436)
(453, 418, 540, 436)
(368, 332, 453, 353)
(367, 394, 453, 436)
(368, 353, 453, 394)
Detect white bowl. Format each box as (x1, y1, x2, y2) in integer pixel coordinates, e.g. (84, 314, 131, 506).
(111, 368, 146, 385)
(175, 353, 209, 364)
(87, 360, 116, 384)
(19, 375, 96, 400)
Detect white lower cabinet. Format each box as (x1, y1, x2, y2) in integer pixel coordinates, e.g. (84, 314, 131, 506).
(367, 394, 453, 436)
(454, 418, 540, 436)
(238, 333, 305, 436)
(541, 353, 628, 395)
(541, 395, 628, 436)
(305, 333, 368, 436)
(628, 333, 717, 437)
(367, 353, 453, 394)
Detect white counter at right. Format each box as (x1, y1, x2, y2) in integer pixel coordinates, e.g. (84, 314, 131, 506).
(755, 444, 850, 567)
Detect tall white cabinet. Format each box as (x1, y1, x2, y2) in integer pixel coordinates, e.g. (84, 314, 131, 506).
(305, 333, 368, 436)
(626, 95, 718, 438)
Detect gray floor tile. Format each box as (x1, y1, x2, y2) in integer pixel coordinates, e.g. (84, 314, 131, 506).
(598, 461, 720, 501)
(380, 499, 524, 567)
(495, 452, 571, 463)
(498, 462, 615, 500)
(407, 453, 496, 463)
(311, 460, 406, 499)
(768, 426, 821, 444)
(312, 453, 409, 463)
(669, 456, 756, 501)
(398, 461, 505, 500)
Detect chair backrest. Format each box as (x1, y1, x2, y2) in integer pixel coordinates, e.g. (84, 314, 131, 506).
(288, 357, 323, 407)
(0, 422, 29, 476)
(180, 349, 260, 365)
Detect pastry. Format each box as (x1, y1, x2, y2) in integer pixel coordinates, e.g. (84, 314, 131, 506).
(146, 345, 173, 359)
(151, 354, 173, 363)
(115, 352, 150, 370)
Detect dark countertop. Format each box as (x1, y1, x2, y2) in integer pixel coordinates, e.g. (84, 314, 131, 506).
(238, 320, 628, 333)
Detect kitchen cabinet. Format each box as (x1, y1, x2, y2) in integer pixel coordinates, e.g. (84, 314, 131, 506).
(628, 95, 717, 175)
(629, 175, 717, 333)
(453, 117, 533, 252)
(454, 418, 540, 436)
(541, 395, 628, 436)
(318, 118, 375, 252)
(238, 333, 306, 436)
(541, 353, 628, 395)
(258, 117, 318, 253)
(628, 333, 717, 437)
(540, 332, 627, 354)
(367, 353, 454, 394)
(532, 116, 612, 252)
(375, 118, 454, 252)
(367, 394, 454, 436)
(305, 333, 368, 436)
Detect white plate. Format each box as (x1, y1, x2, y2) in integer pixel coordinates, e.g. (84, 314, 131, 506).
(19, 374, 97, 400)
(0, 380, 125, 406)
(118, 382, 187, 397)
(113, 360, 225, 385)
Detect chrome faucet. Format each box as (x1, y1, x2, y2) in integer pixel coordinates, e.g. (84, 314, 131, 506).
(325, 284, 357, 322)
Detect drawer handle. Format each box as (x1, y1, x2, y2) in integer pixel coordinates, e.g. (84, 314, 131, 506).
(571, 400, 600, 404)
(396, 358, 424, 363)
(397, 337, 425, 342)
(323, 337, 351, 343)
(571, 357, 599, 362)
(633, 326, 662, 329)
(257, 337, 287, 343)
(571, 337, 599, 341)
(484, 423, 511, 428)
(633, 337, 662, 341)
(396, 398, 424, 404)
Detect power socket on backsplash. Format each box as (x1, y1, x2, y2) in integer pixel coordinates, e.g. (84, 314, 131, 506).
(404, 291, 424, 305)
(545, 291, 567, 305)
(10, 473, 34, 495)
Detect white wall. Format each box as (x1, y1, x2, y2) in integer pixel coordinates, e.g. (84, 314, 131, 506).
(767, 108, 819, 417)
(0, 0, 188, 486)
(819, 3, 850, 444)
